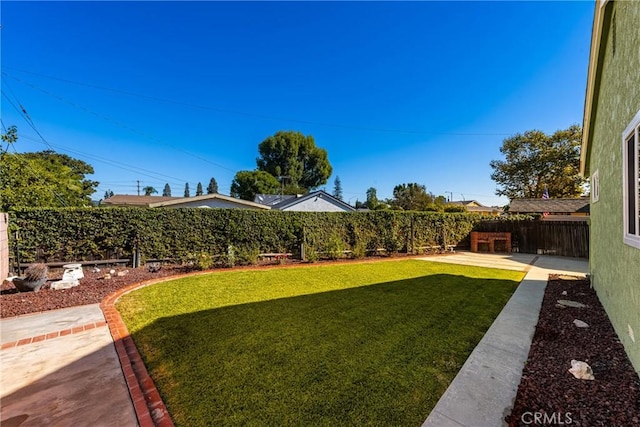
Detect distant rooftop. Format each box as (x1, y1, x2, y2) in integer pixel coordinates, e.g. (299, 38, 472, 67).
(509, 198, 590, 214)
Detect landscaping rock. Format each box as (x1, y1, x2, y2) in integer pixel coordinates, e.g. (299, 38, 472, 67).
(573, 319, 589, 328)
(51, 279, 80, 290)
(557, 299, 587, 308)
(568, 359, 595, 380)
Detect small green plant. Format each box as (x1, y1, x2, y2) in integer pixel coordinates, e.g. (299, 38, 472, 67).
(196, 251, 214, 270)
(219, 245, 236, 268)
(352, 240, 366, 259)
(236, 245, 261, 266)
(326, 234, 345, 260)
(304, 245, 319, 263)
(24, 263, 48, 281)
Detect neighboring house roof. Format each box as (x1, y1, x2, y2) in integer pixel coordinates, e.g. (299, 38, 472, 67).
(254, 194, 296, 207)
(509, 198, 590, 214)
(581, 0, 610, 176)
(149, 193, 270, 210)
(269, 190, 356, 212)
(449, 200, 485, 207)
(449, 200, 502, 215)
(101, 195, 180, 207)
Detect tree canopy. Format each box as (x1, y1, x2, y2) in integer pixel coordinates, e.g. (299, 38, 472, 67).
(163, 183, 171, 197)
(184, 183, 190, 197)
(207, 177, 218, 194)
(196, 182, 203, 196)
(230, 170, 281, 201)
(143, 186, 157, 196)
(365, 187, 384, 210)
(490, 125, 585, 199)
(1, 150, 98, 210)
(390, 183, 435, 211)
(333, 176, 343, 201)
(256, 131, 332, 193)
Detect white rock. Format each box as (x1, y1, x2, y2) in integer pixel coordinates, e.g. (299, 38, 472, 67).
(561, 291, 568, 296)
(104, 274, 111, 280)
(51, 279, 80, 290)
(116, 270, 129, 277)
(573, 319, 589, 328)
(91, 267, 101, 273)
(569, 360, 595, 380)
(109, 269, 116, 275)
(557, 300, 587, 308)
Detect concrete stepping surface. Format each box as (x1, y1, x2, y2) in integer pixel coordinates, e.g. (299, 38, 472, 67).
(0, 304, 137, 426)
(421, 253, 588, 427)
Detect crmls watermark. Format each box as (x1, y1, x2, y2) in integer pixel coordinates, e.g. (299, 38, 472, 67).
(521, 411, 573, 425)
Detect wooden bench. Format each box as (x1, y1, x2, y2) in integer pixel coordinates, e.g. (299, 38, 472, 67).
(258, 253, 292, 261)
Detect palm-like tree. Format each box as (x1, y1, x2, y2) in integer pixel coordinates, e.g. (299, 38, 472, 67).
(143, 186, 157, 196)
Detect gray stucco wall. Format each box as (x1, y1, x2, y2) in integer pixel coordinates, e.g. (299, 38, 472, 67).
(282, 197, 350, 212)
(588, 0, 640, 372)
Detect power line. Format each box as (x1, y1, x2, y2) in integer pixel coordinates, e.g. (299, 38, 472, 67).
(3, 72, 238, 173)
(3, 67, 513, 137)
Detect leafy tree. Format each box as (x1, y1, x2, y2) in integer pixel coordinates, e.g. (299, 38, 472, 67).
(390, 183, 434, 211)
(333, 176, 343, 200)
(184, 183, 190, 197)
(354, 200, 366, 209)
(230, 170, 280, 201)
(0, 150, 98, 210)
(256, 131, 332, 192)
(366, 187, 380, 210)
(196, 182, 203, 196)
(207, 177, 218, 194)
(104, 189, 114, 200)
(490, 125, 585, 199)
(143, 186, 157, 196)
(1, 125, 18, 153)
(163, 183, 171, 197)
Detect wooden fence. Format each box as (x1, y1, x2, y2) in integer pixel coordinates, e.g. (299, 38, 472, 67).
(473, 220, 589, 258)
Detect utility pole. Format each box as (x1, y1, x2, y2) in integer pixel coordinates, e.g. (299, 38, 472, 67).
(137, 180, 140, 196)
(446, 191, 453, 202)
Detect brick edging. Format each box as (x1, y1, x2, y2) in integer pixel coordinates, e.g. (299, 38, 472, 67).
(0, 320, 107, 350)
(100, 273, 198, 427)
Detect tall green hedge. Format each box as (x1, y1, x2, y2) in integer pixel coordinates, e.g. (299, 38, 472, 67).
(9, 208, 484, 264)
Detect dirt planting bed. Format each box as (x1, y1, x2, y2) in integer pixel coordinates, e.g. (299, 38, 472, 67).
(506, 275, 640, 426)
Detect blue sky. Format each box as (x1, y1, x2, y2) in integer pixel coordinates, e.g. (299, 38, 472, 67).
(1, 1, 594, 206)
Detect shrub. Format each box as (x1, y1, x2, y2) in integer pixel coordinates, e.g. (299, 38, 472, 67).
(352, 240, 366, 259)
(304, 245, 319, 263)
(326, 234, 346, 260)
(236, 245, 261, 266)
(24, 263, 48, 281)
(196, 251, 214, 270)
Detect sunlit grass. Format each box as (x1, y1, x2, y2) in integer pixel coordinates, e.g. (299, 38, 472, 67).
(117, 260, 524, 426)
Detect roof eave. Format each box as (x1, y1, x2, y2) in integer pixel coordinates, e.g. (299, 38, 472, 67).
(581, 0, 611, 177)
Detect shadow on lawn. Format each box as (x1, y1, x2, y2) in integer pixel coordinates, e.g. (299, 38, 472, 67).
(129, 273, 521, 426)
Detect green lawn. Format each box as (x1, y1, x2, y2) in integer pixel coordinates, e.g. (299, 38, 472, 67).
(117, 260, 524, 426)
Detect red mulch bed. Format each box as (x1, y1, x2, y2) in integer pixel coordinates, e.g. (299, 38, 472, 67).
(0, 255, 401, 318)
(506, 275, 640, 426)
(0, 265, 193, 318)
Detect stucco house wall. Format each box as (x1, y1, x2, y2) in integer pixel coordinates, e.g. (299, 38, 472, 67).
(584, 0, 640, 372)
(279, 196, 351, 212)
(158, 199, 264, 209)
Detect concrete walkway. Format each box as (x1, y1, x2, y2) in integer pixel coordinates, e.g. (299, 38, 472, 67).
(421, 252, 589, 427)
(0, 304, 138, 426)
